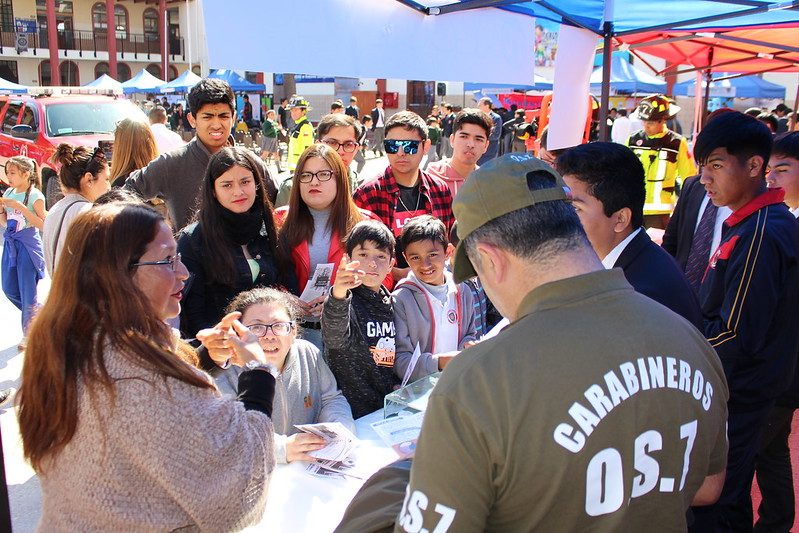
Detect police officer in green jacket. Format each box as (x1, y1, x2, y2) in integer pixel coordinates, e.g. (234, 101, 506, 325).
(287, 97, 315, 172)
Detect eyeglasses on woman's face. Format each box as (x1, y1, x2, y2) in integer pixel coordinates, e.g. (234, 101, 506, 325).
(297, 170, 335, 183)
(131, 253, 183, 271)
(246, 321, 295, 337)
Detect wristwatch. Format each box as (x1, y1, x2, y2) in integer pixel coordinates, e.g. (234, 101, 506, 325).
(245, 360, 277, 376)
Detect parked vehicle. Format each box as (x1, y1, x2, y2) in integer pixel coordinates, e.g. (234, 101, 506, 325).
(0, 90, 145, 206)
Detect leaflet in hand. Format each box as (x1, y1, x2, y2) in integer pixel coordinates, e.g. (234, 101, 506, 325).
(299, 262, 335, 303)
(400, 343, 422, 389)
(294, 422, 358, 461)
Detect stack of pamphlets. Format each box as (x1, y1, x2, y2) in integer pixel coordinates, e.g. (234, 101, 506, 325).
(295, 422, 364, 479)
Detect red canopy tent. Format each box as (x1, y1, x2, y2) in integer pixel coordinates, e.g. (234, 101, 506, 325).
(618, 26, 799, 76)
(613, 25, 799, 134)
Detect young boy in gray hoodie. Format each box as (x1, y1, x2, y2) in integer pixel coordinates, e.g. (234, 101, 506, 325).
(393, 215, 477, 382)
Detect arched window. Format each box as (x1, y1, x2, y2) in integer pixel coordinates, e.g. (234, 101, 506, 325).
(40, 60, 52, 86)
(95, 61, 110, 79)
(60, 60, 80, 86)
(92, 2, 128, 40)
(143, 8, 159, 42)
(146, 63, 162, 79)
(191, 65, 201, 76)
(117, 63, 131, 82)
(168, 66, 178, 82)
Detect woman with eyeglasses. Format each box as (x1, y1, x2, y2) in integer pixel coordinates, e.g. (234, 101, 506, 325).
(177, 146, 294, 342)
(42, 144, 112, 275)
(275, 143, 385, 349)
(17, 202, 278, 530)
(200, 287, 354, 463)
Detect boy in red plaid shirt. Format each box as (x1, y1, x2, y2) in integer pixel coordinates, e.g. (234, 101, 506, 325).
(353, 110, 454, 281)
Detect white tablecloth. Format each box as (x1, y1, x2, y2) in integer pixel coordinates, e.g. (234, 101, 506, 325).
(246, 410, 399, 532)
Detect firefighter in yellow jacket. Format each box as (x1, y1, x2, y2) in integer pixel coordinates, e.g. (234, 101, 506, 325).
(287, 97, 314, 171)
(627, 95, 696, 210)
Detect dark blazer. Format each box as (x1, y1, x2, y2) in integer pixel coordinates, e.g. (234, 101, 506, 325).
(615, 229, 703, 329)
(345, 104, 360, 119)
(662, 175, 705, 270)
(370, 107, 384, 130)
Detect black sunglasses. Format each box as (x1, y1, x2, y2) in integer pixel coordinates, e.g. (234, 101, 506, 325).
(383, 139, 421, 155)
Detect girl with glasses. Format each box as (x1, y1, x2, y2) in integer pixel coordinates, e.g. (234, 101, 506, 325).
(42, 144, 111, 275)
(177, 146, 295, 342)
(17, 203, 278, 530)
(200, 287, 354, 463)
(275, 144, 386, 350)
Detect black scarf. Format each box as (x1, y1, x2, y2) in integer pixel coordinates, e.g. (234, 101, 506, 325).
(220, 204, 266, 245)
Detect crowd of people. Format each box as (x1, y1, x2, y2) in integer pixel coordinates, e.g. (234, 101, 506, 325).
(2, 75, 799, 532)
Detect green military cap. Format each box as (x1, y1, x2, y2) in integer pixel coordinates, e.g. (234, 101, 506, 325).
(452, 153, 570, 283)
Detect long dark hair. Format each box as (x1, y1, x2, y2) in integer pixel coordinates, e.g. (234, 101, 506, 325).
(280, 144, 362, 250)
(196, 146, 281, 286)
(18, 203, 212, 472)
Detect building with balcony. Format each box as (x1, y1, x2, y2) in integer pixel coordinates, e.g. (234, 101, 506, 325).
(0, 0, 204, 86)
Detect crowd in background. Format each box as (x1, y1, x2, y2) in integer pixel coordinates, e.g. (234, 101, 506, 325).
(3, 76, 799, 531)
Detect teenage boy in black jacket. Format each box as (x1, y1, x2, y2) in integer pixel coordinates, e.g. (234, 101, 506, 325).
(689, 111, 799, 532)
(321, 220, 399, 418)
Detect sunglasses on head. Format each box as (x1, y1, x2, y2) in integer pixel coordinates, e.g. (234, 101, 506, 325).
(383, 139, 421, 155)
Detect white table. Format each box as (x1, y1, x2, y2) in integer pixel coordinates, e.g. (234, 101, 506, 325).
(248, 410, 400, 532)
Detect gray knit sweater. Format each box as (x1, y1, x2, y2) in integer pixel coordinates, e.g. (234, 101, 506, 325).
(212, 339, 354, 463)
(37, 347, 275, 532)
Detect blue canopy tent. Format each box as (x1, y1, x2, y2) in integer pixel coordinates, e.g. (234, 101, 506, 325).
(465, 74, 553, 94)
(589, 53, 665, 95)
(391, 0, 799, 137)
(82, 74, 123, 93)
(121, 69, 166, 94)
(673, 73, 786, 99)
(203, 1, 799, 139)
(159, 70, 202, 94)
(208, 69, 266, 92)
(465, 74, 553, 105)
(0, 76, 27, 94)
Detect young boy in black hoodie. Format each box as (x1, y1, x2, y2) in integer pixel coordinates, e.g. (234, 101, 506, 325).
(322, 220, 399, 418)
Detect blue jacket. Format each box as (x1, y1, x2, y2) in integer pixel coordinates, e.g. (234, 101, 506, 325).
(3, 224, 45, 280)
(699, 188, 799, 409)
